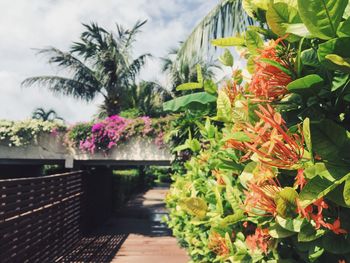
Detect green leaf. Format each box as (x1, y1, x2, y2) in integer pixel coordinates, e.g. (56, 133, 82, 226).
(196, 64, 203, 84)
(326, 54, 350, 72)
(332, 71, 349, 91)
(322, 232, 350, 254)
(245, 30, 263, 54)
(287, 74, 324, 96)
(216, 90, 232, 122)
(276, 216, 304, 232)
(266, 2, 301, 41)
(275, 187, 298, 218)
(298, 223, 325, 242)
(219, 48, 234, 67)
(301, 48, 321, 67)
(308, 245, 324, 262)
(344, 177, 350, 206)
(219, 211, 245, 227)
(269, 223, 295, 238)
(303, 118, 313, 157)
(176, 82, 202, 91)
(338, 18, 350, 37)
(211, 36, 246, 47)
(260, 58, 293, 76)
(286, 23, 313, 38)
(203, 79, 217, 95)
(310, 119, 349, 160)
(299, 163, 350, 207)
(226, 131, 251, 142)
(179, 197, 208, 219)
(318, 37, 350, 69)
(214, 186, 224, 215)
(297, 0, 348, 39)
(163, 92, 217, 112)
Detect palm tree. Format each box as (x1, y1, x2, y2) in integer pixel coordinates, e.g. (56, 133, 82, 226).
(129, 81, 173, 117)
(161, 47, 218, 96)
(32, 108, 63, 121)
(23, 21, 150, 116)
(176, 0, 254, 63)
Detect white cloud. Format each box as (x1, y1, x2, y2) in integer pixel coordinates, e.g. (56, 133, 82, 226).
(0, 0, 217, 122)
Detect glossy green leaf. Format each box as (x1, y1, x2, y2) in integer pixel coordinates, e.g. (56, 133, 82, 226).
(287, 74, 324, 95)
(176, 82, 202, 91)
(245, 30, 263, 54)
(308, 245, 324, 262)
(338, 18, 350, 37)
(203, 79, 217, 95)
(318, 37, 350, 69)
(216, 90, 232, 122)
(299, 163, 350, 207)
(332, 71, 349, 91)
(326, 54, 350, 72)
(276, 216, 304, 232)
(163, 92, 217, 112)
(269, 223, 295, 238)
(180, 197, 208, 219)
(266, 2, 301, 41)
(219, 48, 234, 67)
(211, 36, 246, 47)
(298, 0, 348, 39)
(310, 119, 349, 160)
(344, 177, 350, 206)
(298, 223, 325, 242)
(219, 211, 245, 227)
(303, 118, 313, 158)
(322, 232, 350, 254)
(286, 23, 313, 38)
(275, 187, 298, 218)
(301, 48, 321, 67)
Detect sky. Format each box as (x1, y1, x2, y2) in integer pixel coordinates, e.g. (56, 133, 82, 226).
(0, 0, 218, 123)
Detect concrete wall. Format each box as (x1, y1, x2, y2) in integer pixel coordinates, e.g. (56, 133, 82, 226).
(0, 134, 172, 166)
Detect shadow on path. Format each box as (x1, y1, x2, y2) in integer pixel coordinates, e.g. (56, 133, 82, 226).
(58, 185, 187, 263)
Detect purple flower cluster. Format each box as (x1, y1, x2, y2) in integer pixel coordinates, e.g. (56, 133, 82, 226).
(78, 115, 166, 154)
(80, 115, 131, 153)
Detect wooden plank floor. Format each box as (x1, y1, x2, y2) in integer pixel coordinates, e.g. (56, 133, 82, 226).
(111, 187, 188, 263)
(60, 186, 188, 263)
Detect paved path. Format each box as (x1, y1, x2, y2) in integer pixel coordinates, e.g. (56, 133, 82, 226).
(60, 186, 188, 263)
(111, 187, 188, 263)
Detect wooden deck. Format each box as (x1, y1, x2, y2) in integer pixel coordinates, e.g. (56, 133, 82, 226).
(60, 186, 188, 263)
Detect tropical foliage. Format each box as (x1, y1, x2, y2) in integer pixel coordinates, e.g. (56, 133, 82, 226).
(66, 115, 173, 153)
(23, 21, 150, 116)
(166, 0, 350, 262)
(0, 119, 65, 147)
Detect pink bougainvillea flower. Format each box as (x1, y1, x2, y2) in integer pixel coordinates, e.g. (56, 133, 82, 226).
(208, 232, 230, 257)
(249, 38, 293, 101)
(245, 228, 271, 254)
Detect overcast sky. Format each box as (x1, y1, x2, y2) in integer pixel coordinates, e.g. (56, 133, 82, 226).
(0, 0, 218, 123)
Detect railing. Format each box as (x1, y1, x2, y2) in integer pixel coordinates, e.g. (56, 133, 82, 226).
(0, 171, 84, 262)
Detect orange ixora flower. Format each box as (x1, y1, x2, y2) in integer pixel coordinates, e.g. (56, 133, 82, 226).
(297, 198, 347, 235)
(245, 228, 271, 254)
(226, 104, 304, 169)
(249, 38, 293, 101)
(244, 177, 281, 217)
(208, 231, 230, 257)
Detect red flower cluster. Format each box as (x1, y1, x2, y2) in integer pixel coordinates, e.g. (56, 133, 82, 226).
(226, 104, 304, 169)
(208, 232, 230, 256)
(245, 228, 271, 254)
(297, 198, 347, 235)
(249, 38, 292, 100)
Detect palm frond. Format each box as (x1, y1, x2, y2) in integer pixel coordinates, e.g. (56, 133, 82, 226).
(177, 0, 254, 63)
(22, 76, 99, 101)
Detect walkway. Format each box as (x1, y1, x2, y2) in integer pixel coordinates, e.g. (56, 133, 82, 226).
(60, 186, 188, 263)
